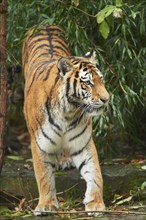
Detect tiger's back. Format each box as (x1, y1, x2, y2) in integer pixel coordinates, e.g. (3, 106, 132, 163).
(22, 24, 109, 216)
(22, 26, 70, 134)
(23, 26, 69, 93)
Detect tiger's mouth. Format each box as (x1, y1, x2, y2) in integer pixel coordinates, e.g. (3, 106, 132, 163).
(67, 97, 105, 115)
(83, 104, 104, 114)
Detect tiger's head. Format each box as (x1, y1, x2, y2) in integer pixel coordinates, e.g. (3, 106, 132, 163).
(58, 51, 109, 116)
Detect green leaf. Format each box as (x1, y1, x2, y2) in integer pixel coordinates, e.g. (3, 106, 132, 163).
(127, 48, 132, 59)
(55, 171, 66, 176)
(25, 158, 33, 163)
(22, 214, 33, 218)
(141, 181, 146, 190)
(99, 20, 110, 39)
(113, 195, 133, 205)
(0, 206, 11, 214)
(96, 5, 115, 24)
(116, 196, 132, 205)
(116, 0, 122, 7)
(72, 0, 79, 7)
(141, 166, 146, 170)
(7, 155, 24, 161)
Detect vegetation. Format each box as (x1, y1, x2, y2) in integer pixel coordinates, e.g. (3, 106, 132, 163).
(7, 0, 146, 157)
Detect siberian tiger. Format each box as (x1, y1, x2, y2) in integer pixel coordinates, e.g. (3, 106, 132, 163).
(22, 25, 109, 216)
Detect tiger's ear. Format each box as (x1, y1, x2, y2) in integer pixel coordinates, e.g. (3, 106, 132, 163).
(84, 50, 97, 64)
(58, 58, 71, 76)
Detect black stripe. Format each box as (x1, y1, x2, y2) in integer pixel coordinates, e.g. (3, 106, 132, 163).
(27, 46, 47, 60)
(35, 68, 47, 81)
(44, 161, 56, 169)
(71, 135, 91, 157)
(79, 63, 83, 69)
(27, 61, 48, 85)
(53, 128, 61, 137)
(69, 124, 88, 142)
(93, 179, 100, 188)
(79, 156, 92, 172)
(66, 114, 83, 133)
(66, 77, 70, 97)
(45, 100, 62, 131)
(37, 119, 56, 145)
(45, 88, 61, 136)
(28, 52, 50, 68)
(53, 36, 68, 46)
(32, 32, 47, 38)
(75, 71, 79, 78)
(82, 61, 90, 65)
(46, 27, 54, 56)
(79, 160, 86, 172)
(33, 36, 49, 42)
(53, 33, 66, 41)
(71, 146, 86, 157)
(49, 53, 63, 57)
(31, 43, 50, 54)
(31, 126, 50, 154)
(41, 126, 56, 145)
(26, 73, 37, 95)
(43, 65, 54, 81)
(28, 60, 56, 89)
(35, 138, 46, 154)
(27, 62, 48, 93)
(67, 97, 81, 107)
(84, 171, 90, 174)
(53, 45, 69, 56)
(28, 37, 49, 50)
(53, 39, 69, 54)
(48, 27, 63, 33)
(36, 59, 55, 80)
(31, 127, 47, 154)
(27, 32, 46, 45)
(73, 79, 77, 97)
(54, 74, 60, 85)
(40, 90, 61, 138)
(30, 61, 48, 78)
(48, 74, 60, 100)
(72, 61, 79, 65)
(77, 88, 80, 98)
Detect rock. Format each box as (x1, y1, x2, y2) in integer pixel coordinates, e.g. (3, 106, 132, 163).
(0, 159, 146, 209)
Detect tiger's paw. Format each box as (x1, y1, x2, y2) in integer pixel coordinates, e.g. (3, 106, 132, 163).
(85, 200, 105, 216)
(34, 207, 49, 216)
(33, 201, 59, 216)
(84, 192, 105, 216)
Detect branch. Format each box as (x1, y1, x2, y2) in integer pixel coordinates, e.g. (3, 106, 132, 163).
(36, 209, 146, 216)
(55, 0, 97, 18)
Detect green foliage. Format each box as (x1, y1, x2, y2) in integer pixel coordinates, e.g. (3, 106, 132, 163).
(0, 206, 32, 219)
(7, 0, 146, 157)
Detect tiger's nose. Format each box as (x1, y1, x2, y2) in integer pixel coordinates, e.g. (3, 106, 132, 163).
(100, 97, 109, 104)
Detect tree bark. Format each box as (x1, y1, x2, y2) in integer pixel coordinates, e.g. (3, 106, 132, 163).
(0, 0, 7, 173)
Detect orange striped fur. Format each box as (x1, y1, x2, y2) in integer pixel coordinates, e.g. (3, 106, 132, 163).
(22, 25, 109, 216)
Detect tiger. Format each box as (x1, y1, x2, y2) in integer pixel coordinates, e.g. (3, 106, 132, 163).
(22, 25, 109, 216)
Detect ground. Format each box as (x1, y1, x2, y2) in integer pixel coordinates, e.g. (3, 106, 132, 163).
(0, 149, 146, 220)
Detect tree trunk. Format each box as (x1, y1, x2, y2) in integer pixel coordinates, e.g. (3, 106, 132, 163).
(0, 0, 7, 173)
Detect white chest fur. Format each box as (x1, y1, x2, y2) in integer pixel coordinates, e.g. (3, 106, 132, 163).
(36, 111, 91, 156)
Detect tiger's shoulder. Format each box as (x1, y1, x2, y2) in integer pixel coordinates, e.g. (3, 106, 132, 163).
(22, 24, 109, 134)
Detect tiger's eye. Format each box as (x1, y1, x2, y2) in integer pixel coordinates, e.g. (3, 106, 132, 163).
(83, 68, 87, 72)
(85, 81, 91, 86)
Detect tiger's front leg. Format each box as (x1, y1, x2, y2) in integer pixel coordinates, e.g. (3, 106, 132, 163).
(31, 138, 59, 216)
(71, 138, 105, 216)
